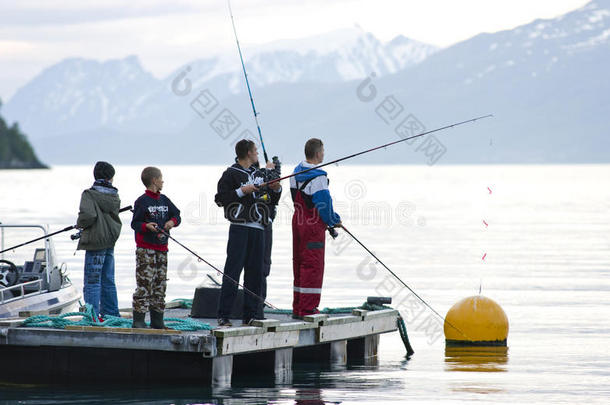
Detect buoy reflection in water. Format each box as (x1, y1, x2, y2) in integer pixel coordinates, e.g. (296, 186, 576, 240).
(444, 346, 509, 372)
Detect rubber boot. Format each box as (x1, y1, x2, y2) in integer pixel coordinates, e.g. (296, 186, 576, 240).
(150, 309, 165, 329)
(132, 311, 147, 328)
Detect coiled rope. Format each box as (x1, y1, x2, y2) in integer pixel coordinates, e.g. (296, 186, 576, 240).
(20, 304, 212, 331)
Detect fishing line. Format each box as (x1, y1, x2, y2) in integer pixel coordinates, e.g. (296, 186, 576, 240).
(227, 0, 270, 164)
(341, 225, 471, 340)
(0, 206, 133, 254)
(264, 114, 493, 186)
(156, 227, 278, 310)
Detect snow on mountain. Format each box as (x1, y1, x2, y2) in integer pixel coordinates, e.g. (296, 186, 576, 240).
(202, 0, 610, 165)
(255, 26, 371, 55)
(386, 35, 439, 67)
(169, 26, 438, 89)
(334, 0, 610, 163)
(3, 55, 159, 137)
(5, 1, 609, 164)
(3, 27, 437, 140)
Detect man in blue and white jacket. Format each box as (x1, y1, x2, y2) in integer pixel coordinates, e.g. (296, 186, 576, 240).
(290, 138, 341, 318)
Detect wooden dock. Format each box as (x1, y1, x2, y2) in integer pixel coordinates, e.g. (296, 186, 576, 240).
(0, 307, 398, 386)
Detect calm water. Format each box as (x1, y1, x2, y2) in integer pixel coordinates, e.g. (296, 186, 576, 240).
(1, 164, 609, 404)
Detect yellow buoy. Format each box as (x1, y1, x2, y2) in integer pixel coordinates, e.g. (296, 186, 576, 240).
(444, 295, 508, 346)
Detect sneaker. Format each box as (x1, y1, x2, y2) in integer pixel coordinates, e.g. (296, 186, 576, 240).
(242, 317, 267, 325)
(217, 318, 233, 327)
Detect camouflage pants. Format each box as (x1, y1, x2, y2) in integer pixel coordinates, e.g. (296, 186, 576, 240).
(132, 248, 167, 313)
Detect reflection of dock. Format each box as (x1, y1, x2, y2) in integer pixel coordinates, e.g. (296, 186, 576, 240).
(0, 306, 398, 386)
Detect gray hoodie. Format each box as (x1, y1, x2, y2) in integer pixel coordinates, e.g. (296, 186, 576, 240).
(76, 189, 122, 250)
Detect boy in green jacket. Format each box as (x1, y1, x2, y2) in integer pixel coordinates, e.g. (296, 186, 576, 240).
(76, 161, 122, 319)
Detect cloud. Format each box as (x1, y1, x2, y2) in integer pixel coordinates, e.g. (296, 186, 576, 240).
(0, 0, 350, 27)
(0, 1, 208, 26)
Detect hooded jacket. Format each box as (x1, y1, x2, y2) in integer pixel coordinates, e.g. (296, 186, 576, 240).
(131, 190, 181, 252)
(289, 161, 341, 227)
(215, 163, 281, 228)
(76, 187, 122, 251)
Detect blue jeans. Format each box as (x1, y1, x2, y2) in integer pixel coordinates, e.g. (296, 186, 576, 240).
(83, 248, 120, 317)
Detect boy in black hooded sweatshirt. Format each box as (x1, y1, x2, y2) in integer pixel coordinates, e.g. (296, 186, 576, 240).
(130, 166, 181, 329)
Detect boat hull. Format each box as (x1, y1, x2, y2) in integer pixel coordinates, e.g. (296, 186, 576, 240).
(0, 284, 80, 318)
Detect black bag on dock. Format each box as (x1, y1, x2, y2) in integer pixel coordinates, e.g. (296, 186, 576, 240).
(190, 286, 245, 319)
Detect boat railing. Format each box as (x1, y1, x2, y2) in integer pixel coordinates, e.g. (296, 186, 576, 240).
(0, 224, 52, 290)
(0, 279, 45, 304)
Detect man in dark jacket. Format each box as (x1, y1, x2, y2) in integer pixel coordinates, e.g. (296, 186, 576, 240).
(215, 140, 281, 326)
(76, 161, 122, 319)
(253, 157, 281, 319)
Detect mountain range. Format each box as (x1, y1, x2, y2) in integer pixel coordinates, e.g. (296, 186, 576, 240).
(3, 1, 609, 165)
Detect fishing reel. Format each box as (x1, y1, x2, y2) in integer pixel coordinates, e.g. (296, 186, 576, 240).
(260, 155, 281, 183)
(256, 156, 281, 203)
(150, 223, 168, 242)
(327, 227, 339, 239)
(70, 230, 82, 240)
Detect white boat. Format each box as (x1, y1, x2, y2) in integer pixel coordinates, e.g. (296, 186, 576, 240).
(0, 224, 80, 319)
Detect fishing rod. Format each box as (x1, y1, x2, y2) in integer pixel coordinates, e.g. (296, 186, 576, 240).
(340, 224, 471, 340)
(263, 114, 493, 186)
(0, 205, 133, 254)
(155, 227, 278, 310)
(227, 0, 270, 164)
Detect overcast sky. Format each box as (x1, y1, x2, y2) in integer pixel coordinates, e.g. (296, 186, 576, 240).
(0, 0, 590, 101)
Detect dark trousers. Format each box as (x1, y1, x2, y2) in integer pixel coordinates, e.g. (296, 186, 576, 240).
(257, 224, 273, 318)
(218, 224, 264, 320)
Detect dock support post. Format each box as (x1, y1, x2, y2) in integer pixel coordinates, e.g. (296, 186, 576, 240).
(274, 347, 293, 384)
(211, 355, 233, 387)
(231, 348, 294, 384)
(330, 340, 347, 365)
(347, 334, 380, 366)
(274, 347, 293, 373)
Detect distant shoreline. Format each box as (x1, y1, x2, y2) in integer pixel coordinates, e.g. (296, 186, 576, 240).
(0, 162, 49, 170)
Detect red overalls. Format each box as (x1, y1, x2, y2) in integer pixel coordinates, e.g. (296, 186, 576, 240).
(292, 179, 327, 317)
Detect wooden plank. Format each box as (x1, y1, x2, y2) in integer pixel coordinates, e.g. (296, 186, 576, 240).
(318, 315, 397, 342)
(4, 327, 198, 352)
(352, 309, 368, 319)
(249, 319, 280, 331)
(363, 309, 399, 320)
(270, 321, 317, 332)
(64, 325, 181, 335)
(165, 301, 184, 309)
(321, 315, 361, 326)
(303, 314, 328, 324)
(217, 330, 300, 355)
(212, 326, 264, 338)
